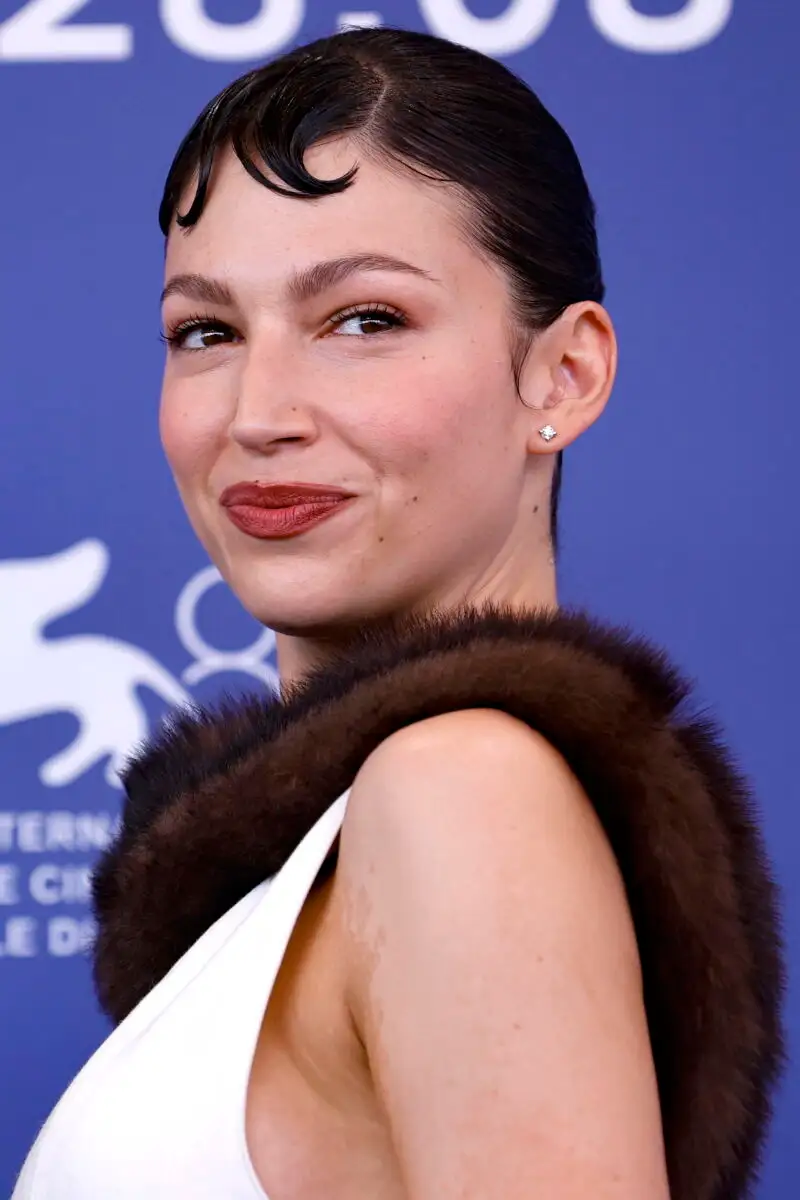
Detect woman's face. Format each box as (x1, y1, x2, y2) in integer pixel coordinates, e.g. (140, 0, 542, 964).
(160, 140, 566, 634)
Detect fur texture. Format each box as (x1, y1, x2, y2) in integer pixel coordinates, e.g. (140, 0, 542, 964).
(91, 603, 784, 1200)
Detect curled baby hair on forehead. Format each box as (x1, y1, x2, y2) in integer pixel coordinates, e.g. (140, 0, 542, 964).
(159, 27, 606, 558)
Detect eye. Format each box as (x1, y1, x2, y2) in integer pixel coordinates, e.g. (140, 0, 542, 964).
(328, 304, 407, 337)
(161, 317, 239, 352)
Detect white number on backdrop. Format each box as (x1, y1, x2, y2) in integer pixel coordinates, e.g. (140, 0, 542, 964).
(588, 0, 733, 53)
(0, 0, 736, 64)
(418, 0, 559, 55)
(159, 0, 305, 62)
(0, 0, 132, 61)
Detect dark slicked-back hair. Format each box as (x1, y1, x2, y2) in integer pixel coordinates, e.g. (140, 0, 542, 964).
(159, 27, 606, 556)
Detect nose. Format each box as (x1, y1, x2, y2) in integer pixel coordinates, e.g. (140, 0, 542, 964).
(229, 336, 318, 454)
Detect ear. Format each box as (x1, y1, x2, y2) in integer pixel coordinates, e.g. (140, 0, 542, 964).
(517, 303, 617, 455)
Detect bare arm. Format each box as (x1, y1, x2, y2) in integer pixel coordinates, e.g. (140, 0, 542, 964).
(336, 708, 671, 1199)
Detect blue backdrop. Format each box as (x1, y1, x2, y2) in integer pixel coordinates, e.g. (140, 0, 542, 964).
(1, 1, 797, 1193)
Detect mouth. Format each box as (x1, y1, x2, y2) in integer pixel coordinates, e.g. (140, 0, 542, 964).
(219, 481, 356, 540)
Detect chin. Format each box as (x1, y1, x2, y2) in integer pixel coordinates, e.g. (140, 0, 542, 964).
(231, 570, 383, 638)
(213, 527, 427, 637)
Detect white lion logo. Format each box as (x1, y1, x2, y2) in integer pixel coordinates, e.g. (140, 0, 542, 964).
(0, 539, 191, 788)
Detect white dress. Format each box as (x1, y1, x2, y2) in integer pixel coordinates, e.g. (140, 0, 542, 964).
(12, 789, 351, 1199)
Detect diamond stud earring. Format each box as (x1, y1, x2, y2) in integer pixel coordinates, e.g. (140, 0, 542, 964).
(538, 425, 557, 442)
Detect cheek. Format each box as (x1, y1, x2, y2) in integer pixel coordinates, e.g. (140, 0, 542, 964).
(159, 381, 224, 487)
(366, 354, 514, 480)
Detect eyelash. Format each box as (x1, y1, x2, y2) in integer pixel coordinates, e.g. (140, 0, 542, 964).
(160, 303, 408, 350)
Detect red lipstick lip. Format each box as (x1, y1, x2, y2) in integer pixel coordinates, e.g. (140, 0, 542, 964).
(219, 481, 355, 508)
(219, 481, 356, 540)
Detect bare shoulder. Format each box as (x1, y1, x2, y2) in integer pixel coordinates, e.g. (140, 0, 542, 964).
(350, 705, 575, 801)
(333, 708, 670, 1198)
(339, 706, 632, 935)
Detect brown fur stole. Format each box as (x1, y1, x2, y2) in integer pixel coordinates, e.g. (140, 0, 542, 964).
(91, 603, 784, 1200)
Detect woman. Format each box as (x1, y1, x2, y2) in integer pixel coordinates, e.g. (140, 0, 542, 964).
(14, 27, 783, 1200)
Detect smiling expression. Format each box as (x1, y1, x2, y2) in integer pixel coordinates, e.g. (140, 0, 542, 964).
(159, 140, 568, 635)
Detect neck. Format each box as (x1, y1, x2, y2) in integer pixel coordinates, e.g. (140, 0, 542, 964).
(275, 561, 559, 690)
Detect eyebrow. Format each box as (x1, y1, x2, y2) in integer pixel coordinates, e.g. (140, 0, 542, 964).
(159, 253, 441, 307)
